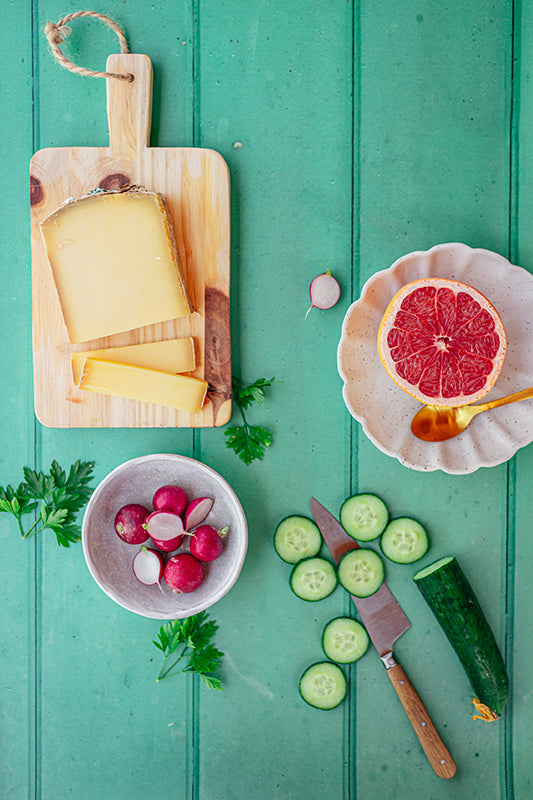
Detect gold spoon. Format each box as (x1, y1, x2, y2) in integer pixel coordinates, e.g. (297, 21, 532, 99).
(411, 386, 533, 442)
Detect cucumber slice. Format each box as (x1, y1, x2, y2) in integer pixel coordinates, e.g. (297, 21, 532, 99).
(274, 515, 322, 563)
(322, 616, 369, 664)
(339, 493, 389, 541)
(299, 662, 347, 709)
(380, 517, 429, 564)
(290, 557, 337, 601)
(413, 556, 509, 720)
(338, 549, 384, 597)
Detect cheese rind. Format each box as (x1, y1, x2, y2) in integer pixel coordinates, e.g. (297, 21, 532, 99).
(78, 358, 208, 414)
(41, 187, 191, 343)
(71, 337, 196, 385)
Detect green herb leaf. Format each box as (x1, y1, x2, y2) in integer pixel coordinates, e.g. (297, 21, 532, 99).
(200, 674, 223, 691)
(154, 612, 223, 688)
(225, 376, 278, 464)
(0, 460, 95, 546)
(232, 376, 276, 410)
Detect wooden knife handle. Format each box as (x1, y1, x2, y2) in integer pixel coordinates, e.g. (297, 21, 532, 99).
(386, 660, 457, 779)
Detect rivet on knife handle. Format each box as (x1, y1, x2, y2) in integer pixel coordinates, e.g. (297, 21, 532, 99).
(382, 653, 457, 780)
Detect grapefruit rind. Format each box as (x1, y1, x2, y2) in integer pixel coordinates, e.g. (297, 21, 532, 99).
(377, 277, 506, 407)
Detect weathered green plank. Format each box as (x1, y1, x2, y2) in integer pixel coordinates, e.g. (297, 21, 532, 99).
(32, 4, 197, 798)
(512, 0, 533, 798)
(354, 1, 513, 796)
(0, 3, 37, 798)
(195, 1, 354, 797)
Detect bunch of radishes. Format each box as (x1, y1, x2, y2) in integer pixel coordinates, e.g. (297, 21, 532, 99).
(114, 484, 228, 594)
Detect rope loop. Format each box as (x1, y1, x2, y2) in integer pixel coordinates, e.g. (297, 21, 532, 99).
(44, 10, 133, 81)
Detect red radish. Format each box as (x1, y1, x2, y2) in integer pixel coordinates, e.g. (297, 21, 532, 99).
(114, 503, 150, 544)
(189, 524, 228, 562)
(164, 553, 204, 593)
(150, 533, 184, 552)
(152, 484, 188, 516)
(183, 497, 214, 530)
(144, 510, 184, 542)
(132, 545, 164, 587)
(306, 270, 341, 318)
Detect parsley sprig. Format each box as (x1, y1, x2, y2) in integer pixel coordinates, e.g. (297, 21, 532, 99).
(224, 376, 277, 465)
(0, 460, 95, 547)
(153, 611, 224, 690)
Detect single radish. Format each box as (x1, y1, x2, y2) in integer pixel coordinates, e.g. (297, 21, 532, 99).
(306, 270, 341, 318)
(164, 553, 204, 593)
(132, 545, 164, 587)
(189, 524, 229, 562)
(183, 497, 214, 531)
(150, 533, 184, 552)
(144, 510, 185, 542)
(114, 503, 150, 544)
(152, 484, 188, 516)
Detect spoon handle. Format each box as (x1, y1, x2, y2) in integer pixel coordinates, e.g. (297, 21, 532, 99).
(476, 386, 533, 413)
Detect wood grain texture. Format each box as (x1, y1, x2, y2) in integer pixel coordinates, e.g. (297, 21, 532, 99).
(30, 54, 231, 428)
(2, 2, 528, 799)
(386, 662, 457, 779)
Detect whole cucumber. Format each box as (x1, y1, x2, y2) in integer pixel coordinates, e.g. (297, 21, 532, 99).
(413, 555, 509, 720)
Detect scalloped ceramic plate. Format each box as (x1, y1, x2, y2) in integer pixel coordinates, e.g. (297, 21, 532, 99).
(82, 454, 248, 618)
(338, 243, 533, 474)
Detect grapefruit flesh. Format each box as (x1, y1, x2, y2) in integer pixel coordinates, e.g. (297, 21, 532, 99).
(377, 278, 506, 406)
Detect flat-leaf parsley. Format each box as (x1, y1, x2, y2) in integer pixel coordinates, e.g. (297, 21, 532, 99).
(0, 460, 95, 547)
(225, 376, 277, 465)
(153, 611, 224, 689)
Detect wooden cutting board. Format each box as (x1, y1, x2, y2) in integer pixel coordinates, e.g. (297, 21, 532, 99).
(30, 54, 231, 428)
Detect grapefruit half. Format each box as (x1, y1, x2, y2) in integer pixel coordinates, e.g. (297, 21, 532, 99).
(377, 278, 506, 406)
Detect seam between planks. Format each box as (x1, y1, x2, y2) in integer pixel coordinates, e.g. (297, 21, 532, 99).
(502, 460, 516, 800)
(347, 2, 361, 799)
(191, 3, 202, 800)
(31, 1, 42, 799)
(502, 2, 520, 796)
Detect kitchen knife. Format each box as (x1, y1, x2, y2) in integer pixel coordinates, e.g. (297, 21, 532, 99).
(310, 497, 456, 780)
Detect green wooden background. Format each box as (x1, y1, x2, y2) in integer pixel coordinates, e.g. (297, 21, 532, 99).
(1, 1, 531, 797)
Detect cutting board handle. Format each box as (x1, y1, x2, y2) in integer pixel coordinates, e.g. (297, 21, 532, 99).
(106, 54, 152, 159)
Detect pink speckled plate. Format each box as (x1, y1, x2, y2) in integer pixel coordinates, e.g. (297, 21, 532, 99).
(338, 243, 533, 474)
(82, 454, 248, 618)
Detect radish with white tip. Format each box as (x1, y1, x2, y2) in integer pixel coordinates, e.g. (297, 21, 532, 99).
(114, 503, 150, 544)
(164, 553, 204, 593)
(183, 497, 214, 531)
(189, 525, 229, 562)
(144, 510, 185, 542)
(133, 546, 164, 588)
(306, 270, 341, 318)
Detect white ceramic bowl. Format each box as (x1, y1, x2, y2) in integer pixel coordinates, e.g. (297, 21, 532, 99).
(338, 243, 533, 473)
(82, 454, 248, 618)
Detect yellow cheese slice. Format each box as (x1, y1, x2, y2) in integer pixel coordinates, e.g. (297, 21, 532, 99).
(71, 337, 196, 385)
(41, 187, 191, 343)
(78, 358, 208, 414)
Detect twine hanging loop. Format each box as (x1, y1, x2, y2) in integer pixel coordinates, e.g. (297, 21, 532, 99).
(44, 10, 134, 81)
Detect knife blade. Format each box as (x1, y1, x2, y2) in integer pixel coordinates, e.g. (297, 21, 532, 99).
(310, 497, 456, 780)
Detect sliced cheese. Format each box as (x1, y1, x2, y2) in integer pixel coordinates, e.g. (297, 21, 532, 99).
(41, 187, 191, 343)
(71, 337, 196, 385)
(78, 358, 208, 414)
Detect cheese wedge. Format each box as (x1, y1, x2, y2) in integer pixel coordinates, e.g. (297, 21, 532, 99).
(41, 187, 191, 343)
(71, 337, 196, 385)
(78, 358, 208, 414)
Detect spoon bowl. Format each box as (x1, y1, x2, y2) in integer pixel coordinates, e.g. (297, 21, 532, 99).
(411, 387, 533, 442)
